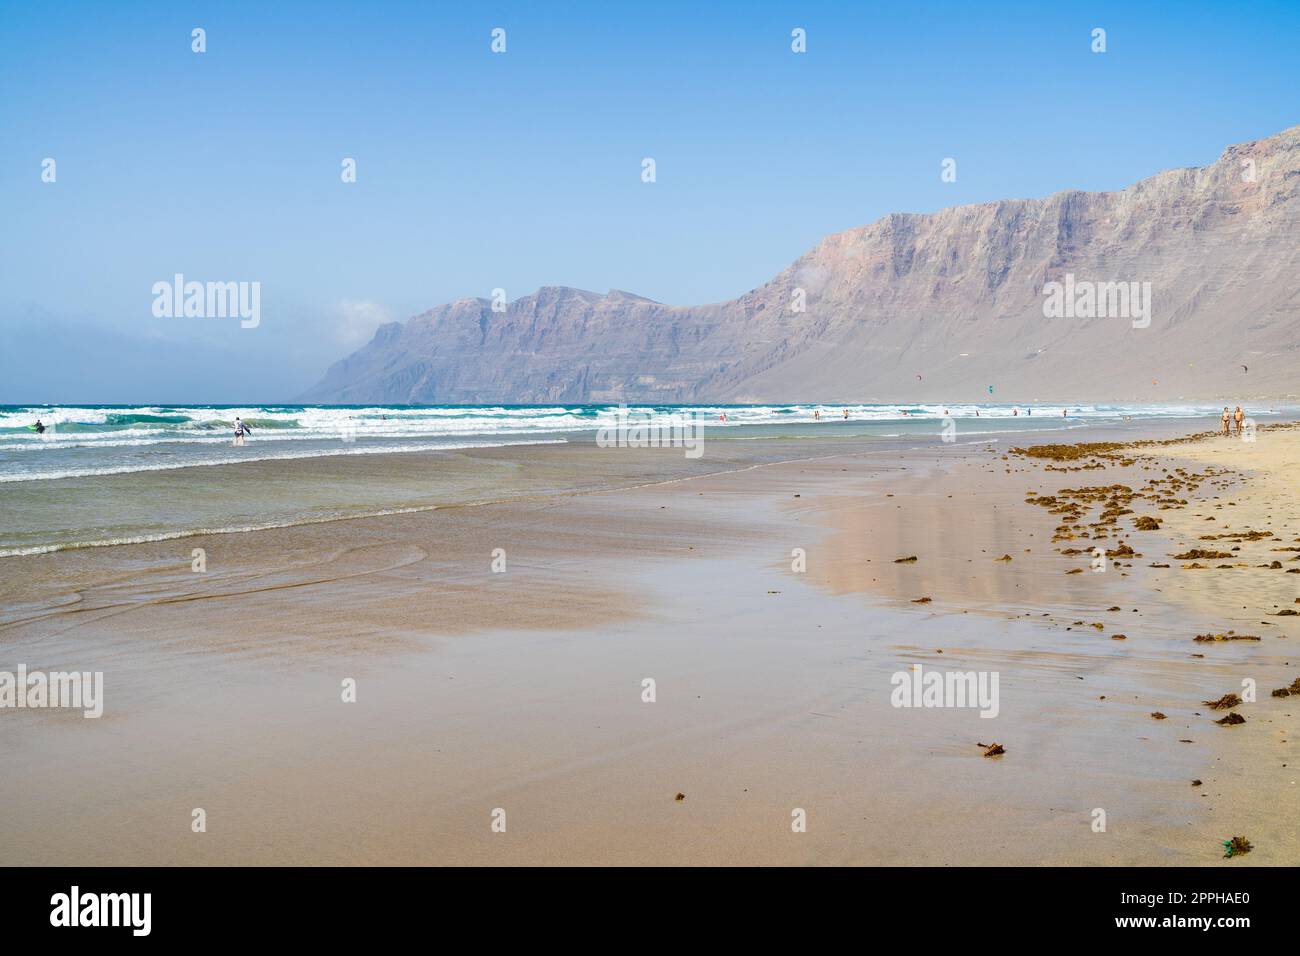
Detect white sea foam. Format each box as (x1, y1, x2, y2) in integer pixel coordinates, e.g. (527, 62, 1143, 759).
(0, 504, 448, 558)
(0, 439, 567, 483)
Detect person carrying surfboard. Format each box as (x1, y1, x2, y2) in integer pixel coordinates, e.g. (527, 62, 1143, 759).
(33, 419, 45, 434)
(233, 417, 252, 446)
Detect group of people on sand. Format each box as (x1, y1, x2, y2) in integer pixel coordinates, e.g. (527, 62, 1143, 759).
(1221, 406, 1246, 436)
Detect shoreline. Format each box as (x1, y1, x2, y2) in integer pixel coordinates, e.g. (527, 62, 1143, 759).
(1, 421, 1296, 865)
(0, 414, 1252, 559)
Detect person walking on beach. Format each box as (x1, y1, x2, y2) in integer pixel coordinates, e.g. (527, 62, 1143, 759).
(233, 417, 251, 446)
(1233, 406, 1244, 436)
(1221, 407, 1231, 436)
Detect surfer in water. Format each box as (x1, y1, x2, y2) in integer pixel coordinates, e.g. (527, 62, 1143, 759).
(233, 417, 252, 446)
(33, 419, 45, 434)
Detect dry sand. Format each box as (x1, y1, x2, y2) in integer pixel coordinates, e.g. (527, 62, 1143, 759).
(1, 425, 1295, 865)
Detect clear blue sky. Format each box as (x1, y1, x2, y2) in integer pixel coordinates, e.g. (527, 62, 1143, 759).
(2, 0, 1297, 401)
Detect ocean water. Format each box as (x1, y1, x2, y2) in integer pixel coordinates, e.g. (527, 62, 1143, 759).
(0, 402, 1278, 558)
(0, 402, 1254, 483)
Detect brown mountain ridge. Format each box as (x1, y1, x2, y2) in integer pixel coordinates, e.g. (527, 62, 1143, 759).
(304, 125, 1300, 404)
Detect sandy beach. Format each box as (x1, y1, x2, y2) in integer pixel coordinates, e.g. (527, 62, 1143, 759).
(1, 421, 1296, 866)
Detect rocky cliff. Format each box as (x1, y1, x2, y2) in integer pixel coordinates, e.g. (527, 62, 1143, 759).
(303, 126, 1300, 403)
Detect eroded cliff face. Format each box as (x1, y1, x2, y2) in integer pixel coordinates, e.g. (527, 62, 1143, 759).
(304, 127, 1300, 404)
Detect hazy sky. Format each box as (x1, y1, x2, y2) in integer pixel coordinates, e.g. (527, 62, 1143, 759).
(2, 0, 1298, 402)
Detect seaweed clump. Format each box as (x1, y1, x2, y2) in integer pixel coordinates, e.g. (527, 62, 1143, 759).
(1202, 694, 1243, 710)
(1271, 678, 1300, 698)
(1009, 442, 1127, 461)
(1222, 836, 1252, 858)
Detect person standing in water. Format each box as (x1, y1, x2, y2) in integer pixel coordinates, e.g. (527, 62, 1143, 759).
(233, 417, 252, 446)
(33, 419, 45, 434)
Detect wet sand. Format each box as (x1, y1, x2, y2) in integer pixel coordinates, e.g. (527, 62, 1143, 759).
(1, 425, 1295, 865)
